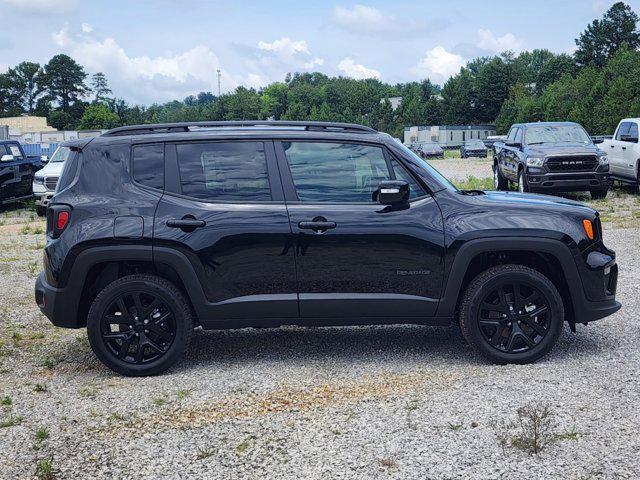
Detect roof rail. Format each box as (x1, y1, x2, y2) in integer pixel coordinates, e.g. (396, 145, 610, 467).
(102, 121, 377, 136)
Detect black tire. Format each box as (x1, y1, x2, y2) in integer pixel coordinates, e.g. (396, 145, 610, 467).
(493, 162, 509, 191)
(35, 206, 46, 217)
(517, 169, 529, 193)
(459, 264, 564, 364)
(590, 189, 608, 200)
(87, 274, 193, 376)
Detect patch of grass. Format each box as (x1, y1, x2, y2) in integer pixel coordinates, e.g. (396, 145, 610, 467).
(452, 176, 494, 191)
(492, 402, 558, 455)
(405, 398, 420, 412)
(176, 389, 191, 400)
(1, 396, 12, 407)
(196, 446, 218, 460)
(11, 332, 23, 345)
(34, 383, 48, 393)
(42, 357, 56, 370)
(28, 260, 40, 276)
(20, 224, 32, 235)
(555, 427, 579, 442)
(444, 149, 459, 159)
(35, 427, 50, 441)
(78, 385, 99, 399)
(236, 436, 255, 454)
(152, 397, 168, 407)
(448, 422, 464, 432)
(35, 456, 58, 480)
(33, 225, 44, 235)
(0, 415, 23, 428)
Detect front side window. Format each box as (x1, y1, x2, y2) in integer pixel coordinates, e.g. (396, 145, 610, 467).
(514, 128, 523, 143)
(284, 142, 391, 203)
(49, 146, 72, 163)
(176, 142, 270, 201)
(615, 122, 631, 140)
(391, 159, 426, 199)
(133, 144, 164, 190)
(627, 123, 638, 141)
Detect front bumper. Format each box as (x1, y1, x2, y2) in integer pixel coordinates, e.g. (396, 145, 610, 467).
(526, 168, 611, 192)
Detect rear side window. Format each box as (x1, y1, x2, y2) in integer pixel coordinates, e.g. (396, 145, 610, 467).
(133, 144, 164, 190)
(56, 150, 80, 193)
(283, 142, 391, 203)
(176, 142, 270, 201)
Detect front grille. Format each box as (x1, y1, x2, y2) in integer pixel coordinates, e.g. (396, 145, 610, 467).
(44, 176, 59, 191)
(546, 156, 598, 172)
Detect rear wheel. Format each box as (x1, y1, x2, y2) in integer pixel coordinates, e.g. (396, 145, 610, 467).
(87, 274, 193, 376)
(590, 189, 608, 199)
(459, 264, 564, 364)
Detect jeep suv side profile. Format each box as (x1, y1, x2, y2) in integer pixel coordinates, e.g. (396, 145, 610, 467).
(35, 121, 621, 376)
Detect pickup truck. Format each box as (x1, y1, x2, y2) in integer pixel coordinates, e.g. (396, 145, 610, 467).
(0, 140, 46, 206)
(493, 122, 611, 199)
(601, 119, 640, 190)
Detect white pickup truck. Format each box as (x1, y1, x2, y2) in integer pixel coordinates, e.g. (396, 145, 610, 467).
(601, 119, 640, 189)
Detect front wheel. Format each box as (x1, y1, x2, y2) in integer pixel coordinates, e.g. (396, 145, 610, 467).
(459, 264, 564, 364)
(517, 169, 529, 193)
(590, 189, 608, 199)
(87, 274, 193, 376)
(493, 163, 509, 191)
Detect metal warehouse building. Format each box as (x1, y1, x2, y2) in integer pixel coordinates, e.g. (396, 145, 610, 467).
(404, 125, 496, 148)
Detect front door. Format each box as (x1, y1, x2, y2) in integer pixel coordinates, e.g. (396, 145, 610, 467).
(153, 139, 298, 324)
(275, 140, 445, 320)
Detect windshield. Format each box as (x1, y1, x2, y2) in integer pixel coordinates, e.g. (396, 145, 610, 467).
(465, 141, 485, 148)
(525, 125, 591, 145)
(49, 146, 72, 163)
(396, 143, 456, 191)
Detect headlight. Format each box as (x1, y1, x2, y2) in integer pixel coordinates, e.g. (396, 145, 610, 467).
(597, 154, 608, 165)
(34, 175, 44, 184)
(526, 157, 545, 167)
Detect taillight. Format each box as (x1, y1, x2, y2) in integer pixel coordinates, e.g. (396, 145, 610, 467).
(47, 205, 72, 239)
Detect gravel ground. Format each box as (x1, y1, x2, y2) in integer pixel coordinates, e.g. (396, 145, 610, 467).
(1, 165, 639, 479)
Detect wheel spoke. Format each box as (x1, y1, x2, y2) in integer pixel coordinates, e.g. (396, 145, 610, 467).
(134, 336, 145, 363)
(505, 328, 518, 351)
(147, 323, 173, 342)
(141, 298, 160, 319)
(143, 335, 166, 354)
(132, 293, 144, 319)
(117, 334, 133, 359)
(518, 330, 536, 348)
(116, 298, 131, 321)
(521, 316, 547, 336)
(103, 332, 128, 341)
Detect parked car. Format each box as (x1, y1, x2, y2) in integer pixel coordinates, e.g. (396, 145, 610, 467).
(32, 143, 74, 216)
(460, 140, 488, 158)
(35, 121, 620, 376)
(601, 119, 640, 191)
(0, 140, 45, 206)
(417, 142, 445, 159)
(493, 122, 611, 199)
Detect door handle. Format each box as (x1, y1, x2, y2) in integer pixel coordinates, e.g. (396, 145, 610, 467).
(622, 146, 627, 150)
(298, 221, 336, 232)
(166, 219, 206, 229)
(610, 145, 615, 148)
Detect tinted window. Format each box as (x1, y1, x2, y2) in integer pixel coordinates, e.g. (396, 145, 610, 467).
(629, 123, 639, 140)
(284, 142, 390, 203)
(616, 122, 631, 140)
(507, 127, 517, 141)
(391, 159, 426, 199)
(514, 128, 523, 143)
(7, 144, 23, 159)
(133, 144, 164, 190)
(176, 142, 270, 201)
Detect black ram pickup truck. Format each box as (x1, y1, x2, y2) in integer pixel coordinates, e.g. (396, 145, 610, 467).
(1, 140, 45, 205)
(493, 122, 611, 199)
(34, 121, 620, 376)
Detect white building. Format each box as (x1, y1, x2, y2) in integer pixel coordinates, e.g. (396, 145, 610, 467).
(404, 124, 496, 148)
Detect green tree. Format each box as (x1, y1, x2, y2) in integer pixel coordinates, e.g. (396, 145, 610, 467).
(90, 72, 112, 103)
(48, 110, 72, 130)
(575, 2, 640, 68)
(5, 62, 44, 113)
(79, 103, 120, 129)
(260, 82, 289, 119)
(41, 54, 88, 112)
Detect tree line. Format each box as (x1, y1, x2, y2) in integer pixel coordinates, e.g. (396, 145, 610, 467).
(1, 2, 639, 136)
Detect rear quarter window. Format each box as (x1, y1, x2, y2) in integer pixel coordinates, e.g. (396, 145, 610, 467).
(55, 150, 80, 193)
(132, 144, 164, 190)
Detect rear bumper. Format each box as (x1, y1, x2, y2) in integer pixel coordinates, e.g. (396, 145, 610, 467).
(35, 271, 82, 328)
(526, 169, 611, 191)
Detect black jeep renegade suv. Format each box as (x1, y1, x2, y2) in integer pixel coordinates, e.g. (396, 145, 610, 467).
(34, 121, 621, 376)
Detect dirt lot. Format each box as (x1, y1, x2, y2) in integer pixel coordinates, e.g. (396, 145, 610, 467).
(1, 162, 639, 479)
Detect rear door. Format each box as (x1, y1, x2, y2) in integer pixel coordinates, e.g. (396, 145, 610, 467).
(153, 139, 298, 323)
(276, 140, 445, 320)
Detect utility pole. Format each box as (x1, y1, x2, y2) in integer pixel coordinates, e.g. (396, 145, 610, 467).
(217, 69, 221, 96)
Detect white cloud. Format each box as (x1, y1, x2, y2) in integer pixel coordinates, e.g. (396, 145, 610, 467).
(50, 25, 233, 103)
(331, 4, 439, 35)
(81, 22, 93, 33)
(477, 29, 523, 53)
(337, 57, 380, 79)
(412, 46, 466, 84)
(256, 37, 324, 69)
(258, 38, 310, 56)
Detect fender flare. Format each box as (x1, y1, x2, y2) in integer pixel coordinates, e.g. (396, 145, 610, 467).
(435, 237, 585, 319)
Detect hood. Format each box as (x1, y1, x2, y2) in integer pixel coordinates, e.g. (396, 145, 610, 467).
(36, 161, 65, 176)
(525, 143, 603, 157)
(479, 190, 595, 214)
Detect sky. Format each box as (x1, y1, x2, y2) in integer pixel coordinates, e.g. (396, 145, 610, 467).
(0, 0, 638, 105)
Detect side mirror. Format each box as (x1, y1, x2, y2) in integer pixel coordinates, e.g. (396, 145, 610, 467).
(620, 134, 638, 143)
(0, 154, 15, 162)
(376, 180, 409, 205)
(40, 155, 49, 163)
(592, 138, 604, 144)
(506, 141, 522, 148)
